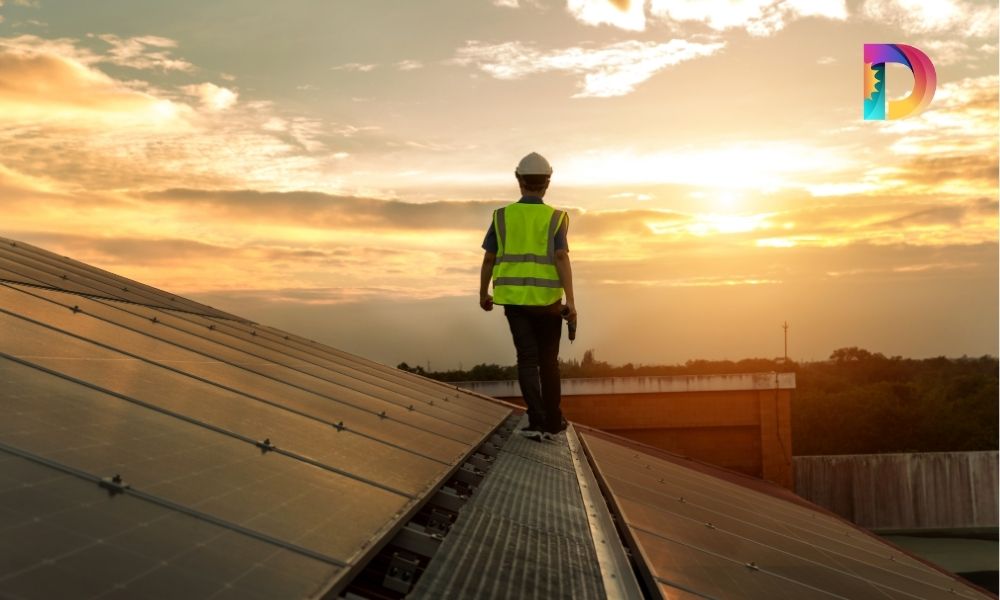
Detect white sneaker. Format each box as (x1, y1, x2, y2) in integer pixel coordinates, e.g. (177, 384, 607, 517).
(518, 427, 542, 441)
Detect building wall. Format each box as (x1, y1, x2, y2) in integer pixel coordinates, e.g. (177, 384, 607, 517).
(794, 452, 1000, 531)
(458, 373, 795, 489)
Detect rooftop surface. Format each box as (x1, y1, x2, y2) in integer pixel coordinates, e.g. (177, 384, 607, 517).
(0, 235, 993, 599)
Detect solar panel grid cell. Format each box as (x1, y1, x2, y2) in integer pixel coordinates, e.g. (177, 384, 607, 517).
(582, 432, 914, 559)
(0, 239, 515, 598)
(0, 450, 335, 600)
(196, 314, 506, 424)
(0, 239, 237, 320)
(0, 283, 485, 449)
(246, 322, 507, 414)
(0, 357, 411, 564)
(580, 433, 991, 600)
(0, 239, 508, 424)
(0, 315, 458, 494)
(32, 282, 497, 428)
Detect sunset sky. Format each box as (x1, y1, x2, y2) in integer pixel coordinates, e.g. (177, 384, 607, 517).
(1, 0, 997, 369)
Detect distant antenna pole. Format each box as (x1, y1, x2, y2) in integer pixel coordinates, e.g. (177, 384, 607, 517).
(782, 321, 789, 362)
(426, 359, 431, 372)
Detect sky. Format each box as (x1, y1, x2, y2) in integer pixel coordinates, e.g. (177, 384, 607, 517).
(1, 0, 997, 369)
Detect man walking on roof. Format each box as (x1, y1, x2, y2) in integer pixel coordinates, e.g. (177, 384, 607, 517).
(479, 152, 577, 442)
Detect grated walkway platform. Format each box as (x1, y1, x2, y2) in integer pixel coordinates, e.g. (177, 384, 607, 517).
(410, 417, 617, 600)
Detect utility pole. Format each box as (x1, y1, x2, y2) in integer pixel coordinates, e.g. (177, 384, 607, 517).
(782, 321, 789, 362)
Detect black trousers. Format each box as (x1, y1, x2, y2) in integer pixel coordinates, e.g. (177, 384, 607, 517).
(504, 302, 563, 432)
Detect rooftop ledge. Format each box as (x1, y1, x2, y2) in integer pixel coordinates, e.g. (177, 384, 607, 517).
(457, 371, 797, 397)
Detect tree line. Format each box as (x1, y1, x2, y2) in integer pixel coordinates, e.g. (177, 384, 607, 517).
(398, 347, 998, 455)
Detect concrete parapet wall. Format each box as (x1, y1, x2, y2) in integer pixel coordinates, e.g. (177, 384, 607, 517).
(794, 451, 999, 531)
(458, 373, 796, 489)
(459, 372, 796, 398)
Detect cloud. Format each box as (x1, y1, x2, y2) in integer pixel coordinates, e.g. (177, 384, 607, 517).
(566, 0, 647, 31)
(492, 0, 521, 7)
(899, 154, 999, 186)
(861, 0, 998, 36)
(917, 39, 974, 66)
(0, 34, 389, 193)
(0, 36, 174, 119)
(395, 59, 423, 71)
(182, 82, 238, 110)
(331, 62, 377, 72)
(873, 75, 998, 195)
(96, 34, 194, 71)
(452, 39, 725, 97)
(558, 142, 854, 189)
(146, 188, 499, 231)
(565, 0, 848, 35)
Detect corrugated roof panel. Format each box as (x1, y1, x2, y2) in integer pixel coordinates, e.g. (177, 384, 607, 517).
(0, 441, 335, 600)
(580, 432, 992, 600)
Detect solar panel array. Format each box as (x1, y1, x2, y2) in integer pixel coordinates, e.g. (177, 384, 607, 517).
(0, 236, 511, 599)
(2, 235, 991, 600)
(579, 431, 993, 600)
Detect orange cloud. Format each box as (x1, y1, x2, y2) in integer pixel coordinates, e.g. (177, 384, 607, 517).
(0, 37, 163, 117)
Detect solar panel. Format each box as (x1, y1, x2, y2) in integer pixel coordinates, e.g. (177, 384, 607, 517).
(580, 432, 992, 599)
(0, 446, 335, 600)
(0, 356, 415, 563)
(191, 314, 506, 424)
(0, 305, 464, 490)
(0, 238, 514, 596)
(0, 283, 490, 448)
(0, 237, 239, 320)
(0, 274, 503, 431)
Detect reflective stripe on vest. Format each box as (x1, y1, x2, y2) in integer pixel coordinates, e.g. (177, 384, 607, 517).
(494, 277, 562, 288)
(492, 203, 566, 306)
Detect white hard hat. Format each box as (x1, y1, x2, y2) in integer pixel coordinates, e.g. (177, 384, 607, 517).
(515, 152, 553, 176)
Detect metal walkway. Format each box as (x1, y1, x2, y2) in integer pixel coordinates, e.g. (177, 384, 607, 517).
(410, 416, 640, 600)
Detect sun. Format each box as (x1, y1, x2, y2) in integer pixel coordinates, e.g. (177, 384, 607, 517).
(864, 62, 881, 100)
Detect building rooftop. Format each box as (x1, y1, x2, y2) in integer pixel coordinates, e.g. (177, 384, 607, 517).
(0, 235, 993, 599)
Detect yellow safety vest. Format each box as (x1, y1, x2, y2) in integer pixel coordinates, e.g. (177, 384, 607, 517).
(492, 202, 567, 306)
